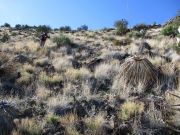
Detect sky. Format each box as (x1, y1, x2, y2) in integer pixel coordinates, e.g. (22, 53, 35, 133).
(0, 0, 180, 30)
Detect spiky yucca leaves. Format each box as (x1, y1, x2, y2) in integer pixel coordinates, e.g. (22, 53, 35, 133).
(116, 56, 159, 91)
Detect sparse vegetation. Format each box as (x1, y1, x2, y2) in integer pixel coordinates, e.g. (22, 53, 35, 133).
(118, 101, 144, 120)
(161, 25, 178, 36)
(128, 30, 146, 38)
(3, 23, 11, 28)
(53, 34, 72, 47)
(133, 23, 149, 31)
(60, 26, 71, 32)
(13, 118, 43, 135)
(77, 25, 88, 31)
(36, 25, 51, 34)
(0, 33, 10, 42)
(114, 19, 128, 35)
(0, 16, 180, 135)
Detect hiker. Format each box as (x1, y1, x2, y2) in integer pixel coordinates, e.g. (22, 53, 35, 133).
(40, 32, 50, 47)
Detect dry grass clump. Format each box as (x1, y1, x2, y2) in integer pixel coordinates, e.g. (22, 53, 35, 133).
(66, 126, 80, 135)
(94, 61, 119, 80)
(45, 113, 79, 135)
(13, 41, 39, 53)
(114, 56, 159, 91)
(22, 64, 35, 74)
(45, 114, 60, 125)
(159, 63, 179, 89)
(52, 56, 72, 72)
(85, 113, 105, 134)
(165, 91, 180, 127)
(17, 70, 33, 85)
(36, 85, 51, 100)
(0, 52, 10, 64)
(13, 118, 43, 135)
(59, 113, 78, 126)
(17, 64, 34, 85)
(143, 101, 165, 129)
(0, 52, 17, 77)
(149, 56, 166, 65)
(118, 101, 144, 120)
(47, 95, 72, 111)
(34, 57, 50, 67)
(65, 67, 91, 81)
(39, 71, 63, 86)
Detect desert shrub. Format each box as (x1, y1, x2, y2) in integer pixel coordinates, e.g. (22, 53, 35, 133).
(173, 45, 180, 54)
(118, 101, 144, 120)
(53, 35, 72, 47)
(0, 33, 10, 42)
(133, 23, 149, 31)
(3, 23, 11, 28)
(36, 25, 51, 33)
(52, 57, 72, 72)
(59, 113, 77, 125)
(11, 32, 17, 36)
(21, 25, 31, 30)
(66, 127, 80, 135)
(161, 25, 178, 36)
(17, 70, 33, 86)
(112, 39, 121, 46)
(85, 114, 105, 134)
(77, 25, 88, 31)
(114, 19, 128, 35)
(128, 30, 146, 38)
(15, 24, 22, 30)
(112, 38, 131, 46)
(13, 118, 43, 135)
(45, 114, 60, 125)
(39, 72, 63, 86)
(65, 68, 91, 81)
(59, 26, 71, 31)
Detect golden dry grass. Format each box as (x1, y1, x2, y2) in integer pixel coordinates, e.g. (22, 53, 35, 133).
(118, 101, 144, 120)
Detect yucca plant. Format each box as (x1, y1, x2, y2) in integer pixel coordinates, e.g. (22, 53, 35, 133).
(116, 56, 159, 91)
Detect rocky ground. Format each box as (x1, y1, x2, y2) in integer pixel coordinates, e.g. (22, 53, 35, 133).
(0, 22, 180, 135)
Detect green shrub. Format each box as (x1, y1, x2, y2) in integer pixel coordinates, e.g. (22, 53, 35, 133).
(36, 25, 51, 33)
(77, 25, 88, 31)
(15, 24, 22, 30)
(114, 19, 128, 35)
(3, 23, 11, 28)
(0, 34, 10, 42)
(53, 35, 72, 47)
(133, 23, 149, 31)
(59, 26, 71, 32)
(11, 32, 17, 36)
(173, 45, 180, 54)
(161, 25, 178, 36)
(45, 114, 60, 125)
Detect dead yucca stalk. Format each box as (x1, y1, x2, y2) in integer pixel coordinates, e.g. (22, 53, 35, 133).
(117, 56, 159, 91)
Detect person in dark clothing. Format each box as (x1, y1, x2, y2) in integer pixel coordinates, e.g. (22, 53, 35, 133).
(40, 32, 50, 47)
